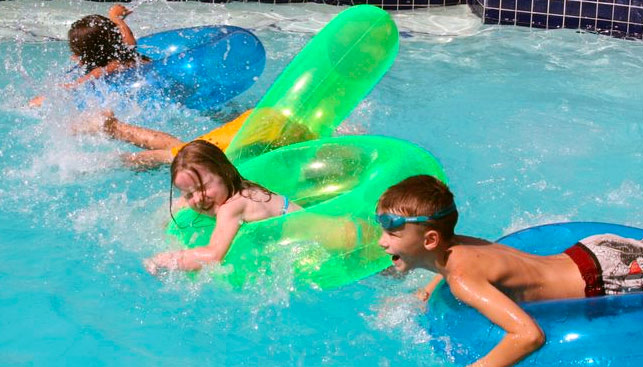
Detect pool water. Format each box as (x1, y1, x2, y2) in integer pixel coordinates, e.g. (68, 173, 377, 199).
(1, 1, 642, 366)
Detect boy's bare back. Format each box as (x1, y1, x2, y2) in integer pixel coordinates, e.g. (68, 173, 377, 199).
(442, 236, 587, 303)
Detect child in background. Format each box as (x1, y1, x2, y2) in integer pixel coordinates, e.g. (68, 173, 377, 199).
(74, 109, 252, 169)
(67, 4, 147, 86)
(30, 5, 147, 106)
(375, 174, 643, 367)
(144, 140, 302, 274)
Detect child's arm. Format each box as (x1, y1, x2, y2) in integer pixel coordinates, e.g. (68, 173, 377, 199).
(448, 274, 545, 367)
(108, 5, 136, 46)
(416, 274, 444, 302)
(145, 206, 242, 274)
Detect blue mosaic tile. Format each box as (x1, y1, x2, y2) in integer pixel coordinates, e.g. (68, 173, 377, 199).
(580, 17, 595, 28)
(485, 8, 501, 22)
(613, 5, 628, 20)
(501, 11, 516, 23)
(533, 0, 547, 12)
(566, 1, 581, 15)
(463, 0, 643, 40)
(597, 4, 613, 19)
(550, 0, 564, 13)
(596, 19, 613, 31)
(516, 11, 532, 24)
(629, 23, 643, 35)
(548, 14, 564, 27)
(612, 21, 627, 31)
(501, 0, 516, 9)
(532, 13, 547, 26)
(581, 2, 597, 17)
(516, 0, 531, 11)
(564, 16, 581, 28)
(631, 7, 643, 23)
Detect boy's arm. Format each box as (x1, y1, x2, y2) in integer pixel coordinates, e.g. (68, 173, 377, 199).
(448, 274, 545, 367)
(417, 274, 443, 302)
(108, 5, 136, 46)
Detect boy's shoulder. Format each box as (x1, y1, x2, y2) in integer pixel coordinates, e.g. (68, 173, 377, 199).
(443, 237, 503, 276)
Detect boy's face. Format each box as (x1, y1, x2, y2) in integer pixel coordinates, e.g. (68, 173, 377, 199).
(378, 222, 428, 273)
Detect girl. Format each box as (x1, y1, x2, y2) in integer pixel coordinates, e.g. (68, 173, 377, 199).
(144, 140, 302, 274)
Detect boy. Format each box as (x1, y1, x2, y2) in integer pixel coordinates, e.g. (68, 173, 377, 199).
(375, 174, 643, 367)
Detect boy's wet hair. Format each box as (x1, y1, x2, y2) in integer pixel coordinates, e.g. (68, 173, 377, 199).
(377, 175, 458, 238)
(68, 15, 141, 72)
(170, 140, 273, 212)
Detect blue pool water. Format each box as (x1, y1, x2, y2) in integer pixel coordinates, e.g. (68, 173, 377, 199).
(1, 1, 642, 366)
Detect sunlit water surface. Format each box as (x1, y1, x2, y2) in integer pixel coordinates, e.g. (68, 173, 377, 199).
(1, 1, 642, 366)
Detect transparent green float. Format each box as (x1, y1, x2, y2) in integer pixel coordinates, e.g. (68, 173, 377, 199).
(167, 135, 447, 290)
(165, 6, 437, 290)
(225, 5, 399, 163)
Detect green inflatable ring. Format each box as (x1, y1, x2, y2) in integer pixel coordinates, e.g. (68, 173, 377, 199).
(167, 135, 447, 290)
(225, 5, 399, 163)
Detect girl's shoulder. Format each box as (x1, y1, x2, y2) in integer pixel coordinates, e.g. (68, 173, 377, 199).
(241, 186, 274, 202)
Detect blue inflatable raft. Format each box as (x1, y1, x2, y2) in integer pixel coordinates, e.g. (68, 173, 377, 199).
(426, 222, 643, 366)
(86, 25, 265, 112)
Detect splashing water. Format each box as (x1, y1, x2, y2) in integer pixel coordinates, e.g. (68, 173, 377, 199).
(1, 2, 642, 366)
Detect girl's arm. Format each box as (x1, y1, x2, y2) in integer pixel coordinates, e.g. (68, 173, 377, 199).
(448, 274, 545, 367)
(145, 205, 243, 274)
(108, 5, 136, 46)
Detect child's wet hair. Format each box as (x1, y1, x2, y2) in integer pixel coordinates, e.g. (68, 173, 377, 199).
(68, 15, 140, 72)
(377, 175, 458, 238)
(169, 140, 273, 216)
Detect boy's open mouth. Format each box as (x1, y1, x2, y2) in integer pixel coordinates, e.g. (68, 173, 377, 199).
(391, 255, 400, 261)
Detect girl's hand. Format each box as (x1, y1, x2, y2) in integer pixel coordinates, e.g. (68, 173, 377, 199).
(144, 251, 181, 276)
(108, 5, 132, 20)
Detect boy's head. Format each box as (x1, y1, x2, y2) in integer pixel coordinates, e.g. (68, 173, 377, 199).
(376, 175, 458, 272)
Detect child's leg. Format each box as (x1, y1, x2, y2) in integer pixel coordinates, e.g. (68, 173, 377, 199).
(103, 112, 184, 150)
(121, 149, 174, 170)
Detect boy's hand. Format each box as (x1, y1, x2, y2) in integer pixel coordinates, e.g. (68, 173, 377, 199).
(108, 5, 132, 20)
(416, 274, 444, 303)
(416, 288, 431, 302)
(28, 95, 45, 107)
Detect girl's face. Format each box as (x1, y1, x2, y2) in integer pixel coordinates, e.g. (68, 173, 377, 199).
(174, 165, 229, 216)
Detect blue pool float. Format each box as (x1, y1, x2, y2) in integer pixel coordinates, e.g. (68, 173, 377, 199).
(426, 222, 643, 366)
(88, 26, 265, 111)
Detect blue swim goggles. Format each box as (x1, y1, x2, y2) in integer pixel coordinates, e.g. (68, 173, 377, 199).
(375, 202, 457, 230)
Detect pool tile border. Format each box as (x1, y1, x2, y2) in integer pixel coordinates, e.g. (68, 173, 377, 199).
(469, 0, 643, 39)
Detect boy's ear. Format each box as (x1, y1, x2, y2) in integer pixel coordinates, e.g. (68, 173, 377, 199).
(423, 229, 440, 251)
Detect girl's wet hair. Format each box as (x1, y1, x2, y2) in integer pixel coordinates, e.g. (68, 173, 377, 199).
(169, 140, 273, 216)
(68, 15, 142, 72)
(377, 175, 458, 238)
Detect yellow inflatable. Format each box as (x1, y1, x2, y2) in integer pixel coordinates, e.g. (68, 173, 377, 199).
(170, 109, 253, 156)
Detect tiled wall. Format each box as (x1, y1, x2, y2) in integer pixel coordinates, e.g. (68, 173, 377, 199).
(93, 0, 643, 39)
(188, 0, 464, 9)
(323, 0, 463, 10)
(468, 0, 643, 39)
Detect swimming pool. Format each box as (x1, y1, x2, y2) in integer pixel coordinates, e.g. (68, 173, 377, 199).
(1, 1, 642, 366)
